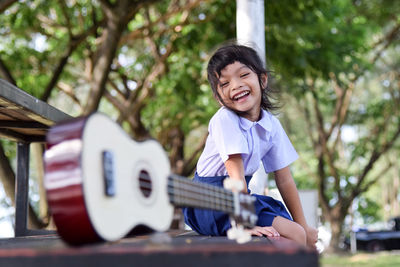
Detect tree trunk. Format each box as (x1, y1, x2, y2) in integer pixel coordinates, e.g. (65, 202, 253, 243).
(391, 157, 400, 216)
(83, 0, 144, 114)
(32, 143, 50, 225)
(329, 217, 344, 252)
(84, 17, 124, 114)
(0, 143, 46, 231)
(168, 127, 185, 175)
(0, 143, 16, 206)
(324, 200, 351, 251)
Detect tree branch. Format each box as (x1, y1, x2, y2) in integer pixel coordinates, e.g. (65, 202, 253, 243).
(371, 22, 400, 64)
(351, 161, 393, 203)
(0, 57, 16, 85)
(310, 83, 341, 198)
(354, 122, 400, 195)
(56, 82, 82, 108)
(40, 16, 104, 102)
(0, 0, 17, 13)
(182, 132, 208, 176)
(120, 0, 204, 44)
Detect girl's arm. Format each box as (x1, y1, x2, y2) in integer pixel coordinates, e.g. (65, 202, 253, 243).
(274, 166, 318, 248)
(224, 154, 248, 193)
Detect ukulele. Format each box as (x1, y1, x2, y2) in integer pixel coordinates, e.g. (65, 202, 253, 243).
(44, 113, 257, 245)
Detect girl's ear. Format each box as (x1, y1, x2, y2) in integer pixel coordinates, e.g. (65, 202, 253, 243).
(213, 92, 224, 106)
(261, 73, 268, 89)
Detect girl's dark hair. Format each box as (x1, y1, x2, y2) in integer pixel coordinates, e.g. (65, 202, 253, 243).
(207, 43, 280, 113)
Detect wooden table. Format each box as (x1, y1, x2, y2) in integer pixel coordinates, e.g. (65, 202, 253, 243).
(0, 78, 71, 237)
(0, 79, 320, 266)
(0, 231, 319, 267)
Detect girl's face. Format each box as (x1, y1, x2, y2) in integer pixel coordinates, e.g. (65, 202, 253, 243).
(216, 61, 266, 121)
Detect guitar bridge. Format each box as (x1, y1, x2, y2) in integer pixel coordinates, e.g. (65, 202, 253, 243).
(102, 150, 115, 197)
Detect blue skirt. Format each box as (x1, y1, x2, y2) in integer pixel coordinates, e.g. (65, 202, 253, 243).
(182, 173, 293, 236)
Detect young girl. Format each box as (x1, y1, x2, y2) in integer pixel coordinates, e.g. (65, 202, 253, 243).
(183, 43, 318, 248)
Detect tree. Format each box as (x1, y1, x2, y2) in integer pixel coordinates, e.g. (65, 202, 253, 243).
(0, 1, 398, 252)
(265, 0, 400, 250)
(0, 0, 233, 230)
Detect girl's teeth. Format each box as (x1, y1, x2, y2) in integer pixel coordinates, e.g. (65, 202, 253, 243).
(235, 91, 249, 100)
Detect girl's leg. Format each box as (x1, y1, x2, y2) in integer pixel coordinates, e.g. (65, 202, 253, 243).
(272, 216, 306, 246)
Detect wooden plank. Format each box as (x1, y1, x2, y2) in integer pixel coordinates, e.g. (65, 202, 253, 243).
(0, 79, 72, 126)
(0, 233, 319, 267)
(0, 107, 33, 122)
(0, 121, 49, 129)
(0, 79, 73, 238)
(0, 128, 46, 142)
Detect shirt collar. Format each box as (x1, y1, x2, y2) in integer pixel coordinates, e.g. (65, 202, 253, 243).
(239, 109, 272, 132)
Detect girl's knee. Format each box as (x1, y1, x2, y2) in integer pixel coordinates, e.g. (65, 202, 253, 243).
(292, 223, 306, 245)
(272, 216, 306, 245)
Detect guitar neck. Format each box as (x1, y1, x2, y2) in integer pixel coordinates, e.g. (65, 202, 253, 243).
(167, 174, 235, 214)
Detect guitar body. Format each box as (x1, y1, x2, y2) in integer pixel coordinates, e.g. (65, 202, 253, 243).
(44, 113, 173, 245)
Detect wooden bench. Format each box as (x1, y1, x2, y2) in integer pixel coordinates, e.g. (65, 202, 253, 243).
(0, 78, 320, 266)
(0, 78, 72, 237)
(0, 230, 319, 267)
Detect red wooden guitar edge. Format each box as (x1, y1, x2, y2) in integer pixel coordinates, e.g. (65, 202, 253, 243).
(45, 116, 101, 245)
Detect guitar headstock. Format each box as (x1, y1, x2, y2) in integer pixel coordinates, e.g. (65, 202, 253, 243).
(222, 178, 258, 227)
(235, 193, 258, 227)
(223, 178, 258, 243)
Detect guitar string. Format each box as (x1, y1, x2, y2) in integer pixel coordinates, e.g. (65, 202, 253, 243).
(167, 191, 234, 213)
(137, 174, 234, 202)
(137, 174, 256, 223)
(138, 178, 235, 212)
(137, 175, 236, 213)
(169, 174, 234, 202)
(170, 174, 234, 201)
(168, 175, 235, 213)
(167, 178, 257, 224)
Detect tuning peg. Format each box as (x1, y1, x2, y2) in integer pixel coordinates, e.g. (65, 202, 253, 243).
(246, 195, 255, 204)
(239, 194, 256, 204)
(241, 210, 250, 221)
(227, 223, 252, 244)
(227, 220, 252, 244)
(250, 214, 258, 225)
(223, 178, 244, 192)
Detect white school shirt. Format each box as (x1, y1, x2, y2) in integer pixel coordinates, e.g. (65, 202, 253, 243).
(196, 106, 298, 177)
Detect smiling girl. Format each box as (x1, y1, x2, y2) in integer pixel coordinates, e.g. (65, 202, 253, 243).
(182, 43, 318, 248)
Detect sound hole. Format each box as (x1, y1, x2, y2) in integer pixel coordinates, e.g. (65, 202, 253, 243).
(139, 170, 152, 198)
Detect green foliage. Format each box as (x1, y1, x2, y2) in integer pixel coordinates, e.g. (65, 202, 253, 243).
(0, 140, 16, 170)
(138, 0, 235, 156)
(0, 0, 399, 239)
(265, 0, 399, 94)
(355, 196, 382, 224)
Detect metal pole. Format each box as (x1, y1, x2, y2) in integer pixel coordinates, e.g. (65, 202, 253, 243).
(350, 231, 357, 253)
(236, 0, 266, 66)
(15, 142, 30, 237)
(237, 0, 268, 193)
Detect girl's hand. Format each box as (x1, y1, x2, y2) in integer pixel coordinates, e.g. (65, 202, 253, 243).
(304, 225, 318, 249)
(246, 226, 280, 237)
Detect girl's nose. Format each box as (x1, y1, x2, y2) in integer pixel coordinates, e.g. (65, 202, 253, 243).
(231, 77, 243, 90)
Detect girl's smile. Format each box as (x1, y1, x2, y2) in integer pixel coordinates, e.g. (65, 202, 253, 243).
(233, 90, 250, 102)
(217, 61, 266, 121)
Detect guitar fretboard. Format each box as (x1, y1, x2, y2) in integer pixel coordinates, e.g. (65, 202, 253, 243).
(167, 174, 235, 214)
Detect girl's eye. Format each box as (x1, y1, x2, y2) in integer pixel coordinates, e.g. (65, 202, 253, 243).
(220, 82, 229, 88)
(240, 73, 250, 78)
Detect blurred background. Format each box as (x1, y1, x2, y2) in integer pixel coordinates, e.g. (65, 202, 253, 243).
(0, 0, 399, 255)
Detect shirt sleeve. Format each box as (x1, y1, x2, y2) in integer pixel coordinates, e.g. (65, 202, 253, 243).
(262, 117, 298, 173)
(209, 108, 249, 162)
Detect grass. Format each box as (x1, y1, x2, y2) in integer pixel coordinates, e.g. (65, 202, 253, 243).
(320, 251, 400, 267)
